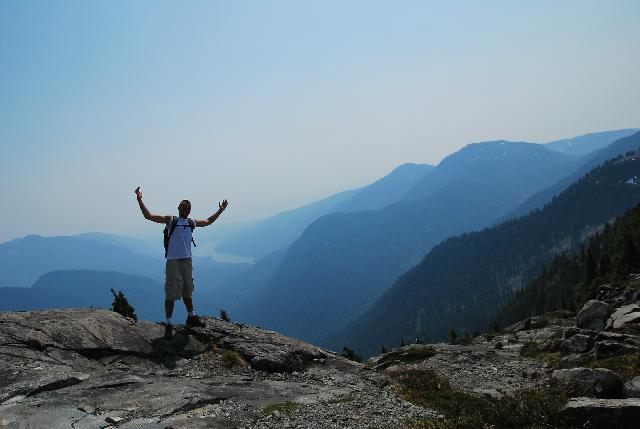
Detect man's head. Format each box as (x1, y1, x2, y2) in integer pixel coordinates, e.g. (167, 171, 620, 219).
(178, 200, 191, 218)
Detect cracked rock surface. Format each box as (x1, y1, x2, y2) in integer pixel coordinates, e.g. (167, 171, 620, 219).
(0, 309, 434, 428)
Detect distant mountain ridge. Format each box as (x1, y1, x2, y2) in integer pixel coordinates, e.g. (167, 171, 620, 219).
(0, 268, 253, 322)
(542, 128, 639, 156)
(334, 150, 640, 357)
(0, 234, 249, 289)
(0, 270, 171, 320)
(508, 130, 640, 219)
(238, 141, 579, 343)
(216, 163, 434, 259)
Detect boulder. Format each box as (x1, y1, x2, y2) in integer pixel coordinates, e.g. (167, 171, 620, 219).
(562, 397, 640, 428)
(507, 316, 548, 332)
(552, 368, 623, 398)
(577, 300, 613, 331)
(594, 340, 639, 359)
(606, 303, 640, 331)
(624, 376, 640, 398)
(561, 334, 594, 353)
(597, 283, 640, 307)
(559, 353, 590, 367)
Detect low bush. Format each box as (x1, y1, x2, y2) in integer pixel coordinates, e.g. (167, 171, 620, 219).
(584, 352, 640, 381)
(393, 367, 569, 428)
(220, 350, 244, 368)
(261, 401, 300, 416)
(110, 288, 137, 321)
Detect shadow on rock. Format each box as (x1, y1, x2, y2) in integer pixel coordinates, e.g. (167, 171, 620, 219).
(151, 332, 190, 369)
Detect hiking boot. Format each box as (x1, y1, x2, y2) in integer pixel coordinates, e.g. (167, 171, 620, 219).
(164, 323, 173, 340)
(186, 315, 206, 328)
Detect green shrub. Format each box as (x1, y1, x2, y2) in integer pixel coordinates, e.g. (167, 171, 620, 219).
(220, 309, 231, 322)
(261, 401, 300, 416)
(340, 346, 362, 363)
(373, 345, 439, 369)
(584, 352, 640, 381)
(220, 350, 244, 368)
(110, 288, 137, 321)
(519, 342, 541, 358)
(392, 367, 569, 428)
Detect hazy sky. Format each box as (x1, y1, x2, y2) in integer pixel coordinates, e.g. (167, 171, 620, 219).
(1, 1, 639, 243)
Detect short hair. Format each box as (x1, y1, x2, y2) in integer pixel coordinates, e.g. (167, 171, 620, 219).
(179, 200, 191, 207)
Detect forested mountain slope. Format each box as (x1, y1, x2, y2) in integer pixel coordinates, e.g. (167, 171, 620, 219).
(240, 142, 577, 342)
(335, 151, 640, 357)
(216, 163, 433, 259)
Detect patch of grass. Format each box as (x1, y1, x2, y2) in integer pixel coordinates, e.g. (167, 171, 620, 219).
(261, 401, 300, 416)
(534, 352, 562, 369)
(401, 345, 439, 362)
(519, 342, 541, 358)
(369, 345, 438, 369)
(519, 340, 562, 369)
(392, 367, 569, 429)
(326, 393, 357, 404)
(220, 350, 245, 368)
(451, 337, 474, 346)
(407, 416, 490, 429)
(584, 352, 640, 381)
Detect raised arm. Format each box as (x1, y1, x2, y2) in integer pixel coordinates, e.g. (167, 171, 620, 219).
(195, 199, 228, 227)
(135, 187, 172, 224)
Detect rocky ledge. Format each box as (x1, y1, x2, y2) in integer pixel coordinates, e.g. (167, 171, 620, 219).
(2, 283, 639, 428)
(0, 309, 433, 428)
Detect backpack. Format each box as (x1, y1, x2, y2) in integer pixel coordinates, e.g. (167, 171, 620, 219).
(163, 216, 196, 257)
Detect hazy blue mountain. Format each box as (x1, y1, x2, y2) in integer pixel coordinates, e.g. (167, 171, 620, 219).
(238, 142, 577, 343)
(73, 232, 160, 258)
(334, 151, 640, 358)
(216, 163, 434, 259)
(400, 141, 580, 202)
(330, 163, 434, 212)
(0, 235, 163, 288)
(214, 248, 289, 320)
(0, 267, 254, 323)
(0, 270, 174, 321)
(215, 189, 360, 260)
(0, 234, 249, 289)
(543, 128, 638, 156)
(508, 131, 640, 219)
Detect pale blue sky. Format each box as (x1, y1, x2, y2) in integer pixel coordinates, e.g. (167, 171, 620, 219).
(1, 1, 639, 242)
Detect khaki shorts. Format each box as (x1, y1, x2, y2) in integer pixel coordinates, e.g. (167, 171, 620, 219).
(165, 258, 194, 301)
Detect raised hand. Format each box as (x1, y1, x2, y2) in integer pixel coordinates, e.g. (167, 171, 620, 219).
(135, 187, 143, 199)
(219, 199, 229, 211)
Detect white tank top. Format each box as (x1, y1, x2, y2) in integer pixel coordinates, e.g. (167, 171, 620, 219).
(166, 217, 194, 259)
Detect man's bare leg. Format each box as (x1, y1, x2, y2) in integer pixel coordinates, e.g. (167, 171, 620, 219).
(183, 296, 194, 313)
(165, 299, 174, 320)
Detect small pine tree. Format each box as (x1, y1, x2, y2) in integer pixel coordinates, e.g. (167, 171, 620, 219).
(400, 338, 405, 347)
(340, 346, 362, 363)
(381, 344, 388, 354)
(220, 309, 231, 322)
(110, 288, 137, 321)
(585, 249, 597, 285)
(448, 328, 458, 344)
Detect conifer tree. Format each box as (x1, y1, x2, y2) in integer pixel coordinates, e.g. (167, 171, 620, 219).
(110, 289, 137, 321)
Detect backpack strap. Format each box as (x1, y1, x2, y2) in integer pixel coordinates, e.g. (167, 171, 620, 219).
(168, 216, 179, 238)
(188, 218, 197, 248)
(164, 216, 178, 258)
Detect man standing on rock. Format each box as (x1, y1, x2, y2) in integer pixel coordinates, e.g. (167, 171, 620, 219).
(135, 187, 228, 339)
